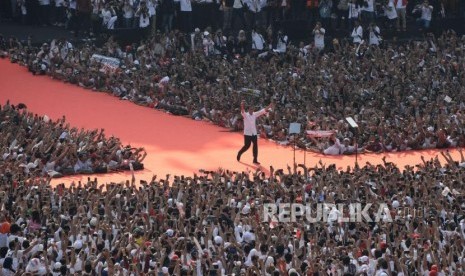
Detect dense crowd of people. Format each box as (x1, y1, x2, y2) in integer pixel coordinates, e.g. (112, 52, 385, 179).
(0, 102, 146, 179)
(1, 149, 465, 275)
(2, 0, 463, 37)
(2, 25, 465, 154)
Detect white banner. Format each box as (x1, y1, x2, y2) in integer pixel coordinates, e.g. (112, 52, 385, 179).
(306, 130, 335, 138)
(91, 54, 120, 72)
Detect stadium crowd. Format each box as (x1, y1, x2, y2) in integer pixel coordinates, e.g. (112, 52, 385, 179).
(3, 0, 463, 36)
(1, 149, 465, 275)
(2, 24, 465, 154)
(0, 102, 146, 179)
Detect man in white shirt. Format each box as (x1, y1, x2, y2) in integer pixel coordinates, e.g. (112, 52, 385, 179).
(351, 20, 363, 44)
(251, 29, 265, 52)
(348, 0, 360, 30)
(232, 0, 247, 30)
(178, 0, 192, 32)
(361, 0, 374, 25)
(39, 0, 51, 25)
(245, 0, 261, 28)
(274, 30, 288, 53)
(323, 133, 342, 155)
(384, 0, 397, 28)
(394, 0, 407, 31)
(54, 0, 66, 26)
(237, 100, 273, 164)
(202, 31, 215, 56)
(417, 0, 433, 30)
(368, 22, 381, 46)
(312, 21, 325, 51)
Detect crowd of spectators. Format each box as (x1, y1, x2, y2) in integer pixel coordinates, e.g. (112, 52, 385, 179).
(0, 102, 146, 179)
(3, 24, 465, 155)
(1, 149, 465, 275)
(2, 0, 464, 38)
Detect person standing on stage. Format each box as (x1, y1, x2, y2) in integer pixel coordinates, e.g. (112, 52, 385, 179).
(237, 100, 273, 164)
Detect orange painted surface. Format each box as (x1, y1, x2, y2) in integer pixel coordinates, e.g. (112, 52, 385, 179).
(0, 59, 457, 186)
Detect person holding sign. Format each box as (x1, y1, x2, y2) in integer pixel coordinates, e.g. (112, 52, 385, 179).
(237, 100, 273, 164)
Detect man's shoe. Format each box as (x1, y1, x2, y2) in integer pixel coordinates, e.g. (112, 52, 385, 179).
(253, 160, 260, 165)
(237, 153, 241, 162)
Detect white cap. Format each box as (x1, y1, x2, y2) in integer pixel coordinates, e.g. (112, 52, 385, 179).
(54, 262, 62, 270)
(214, 236, 223, 245)
(166, 229, 174, 237)
(160, 76, 170, 84)
(204, 31, 209, 36)
(162, 266, 169, 273)
(73, 240, 83, 250)
(90, 217, 98, 227)
(392, 200, 400, 209)
(358, 256, 369, 263)
(242, 205, 251, 215)
(288, 268, 299, 275)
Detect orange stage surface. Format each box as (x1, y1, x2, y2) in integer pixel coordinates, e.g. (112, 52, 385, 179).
(0, 59, 458, 185)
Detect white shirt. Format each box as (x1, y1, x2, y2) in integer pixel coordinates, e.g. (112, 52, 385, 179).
(123, 5, 134, 18)
(351, 25, 363, 43)
(324, 138, 342, 155)
(313, 27, 325, 50)
(139, 13, 150, 27)
(395, 0, 406, 9)
(233, 0, 243, 9)
(180, 0, 192, 11)
(275, 35, 288, 53)
(69, 0, 76, 9)
(369, 26, 381, 45)
(245, 0, 261, 12)
(252, 32, 265, 50)
(55, 0, 64, 7)
(203, 38, 215, 56)
(101, 9, 112, 25)
(385, 0, 397, 19)
(348, 3, 360, 18)
(242, 109, 267, 136)
(361, 0, 373, 12)
(421, 5, 433, 21)
(147, 0, 156, 16)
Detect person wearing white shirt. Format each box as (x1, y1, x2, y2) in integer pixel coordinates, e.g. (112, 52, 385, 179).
(39, 0, 51, 25)
(245, 0, 261, 27)
(312, 21, 325, 51)
(323, 134, 342, 155)
(179, 0, 192, 32)
(251, 29, 265, 51)
(384, 0, 397, 28)
(416, 0, 433, 30)
(135, 2, 150, 36)
(361, 0, 374, 25)
(101, 4, 118, 29)
(232, 0, 247, 30)
(394, 0, 407, 31)
(54, 0, 66, 26)
(202, 31, 215, 56)
(347, 0, 360, 30)
(122, 0, 135, 28)
(274, 30, 288, 53)
(368, 22, 381, 45)
(237, 100, 273, 164)
(351, 20, 363, 44)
